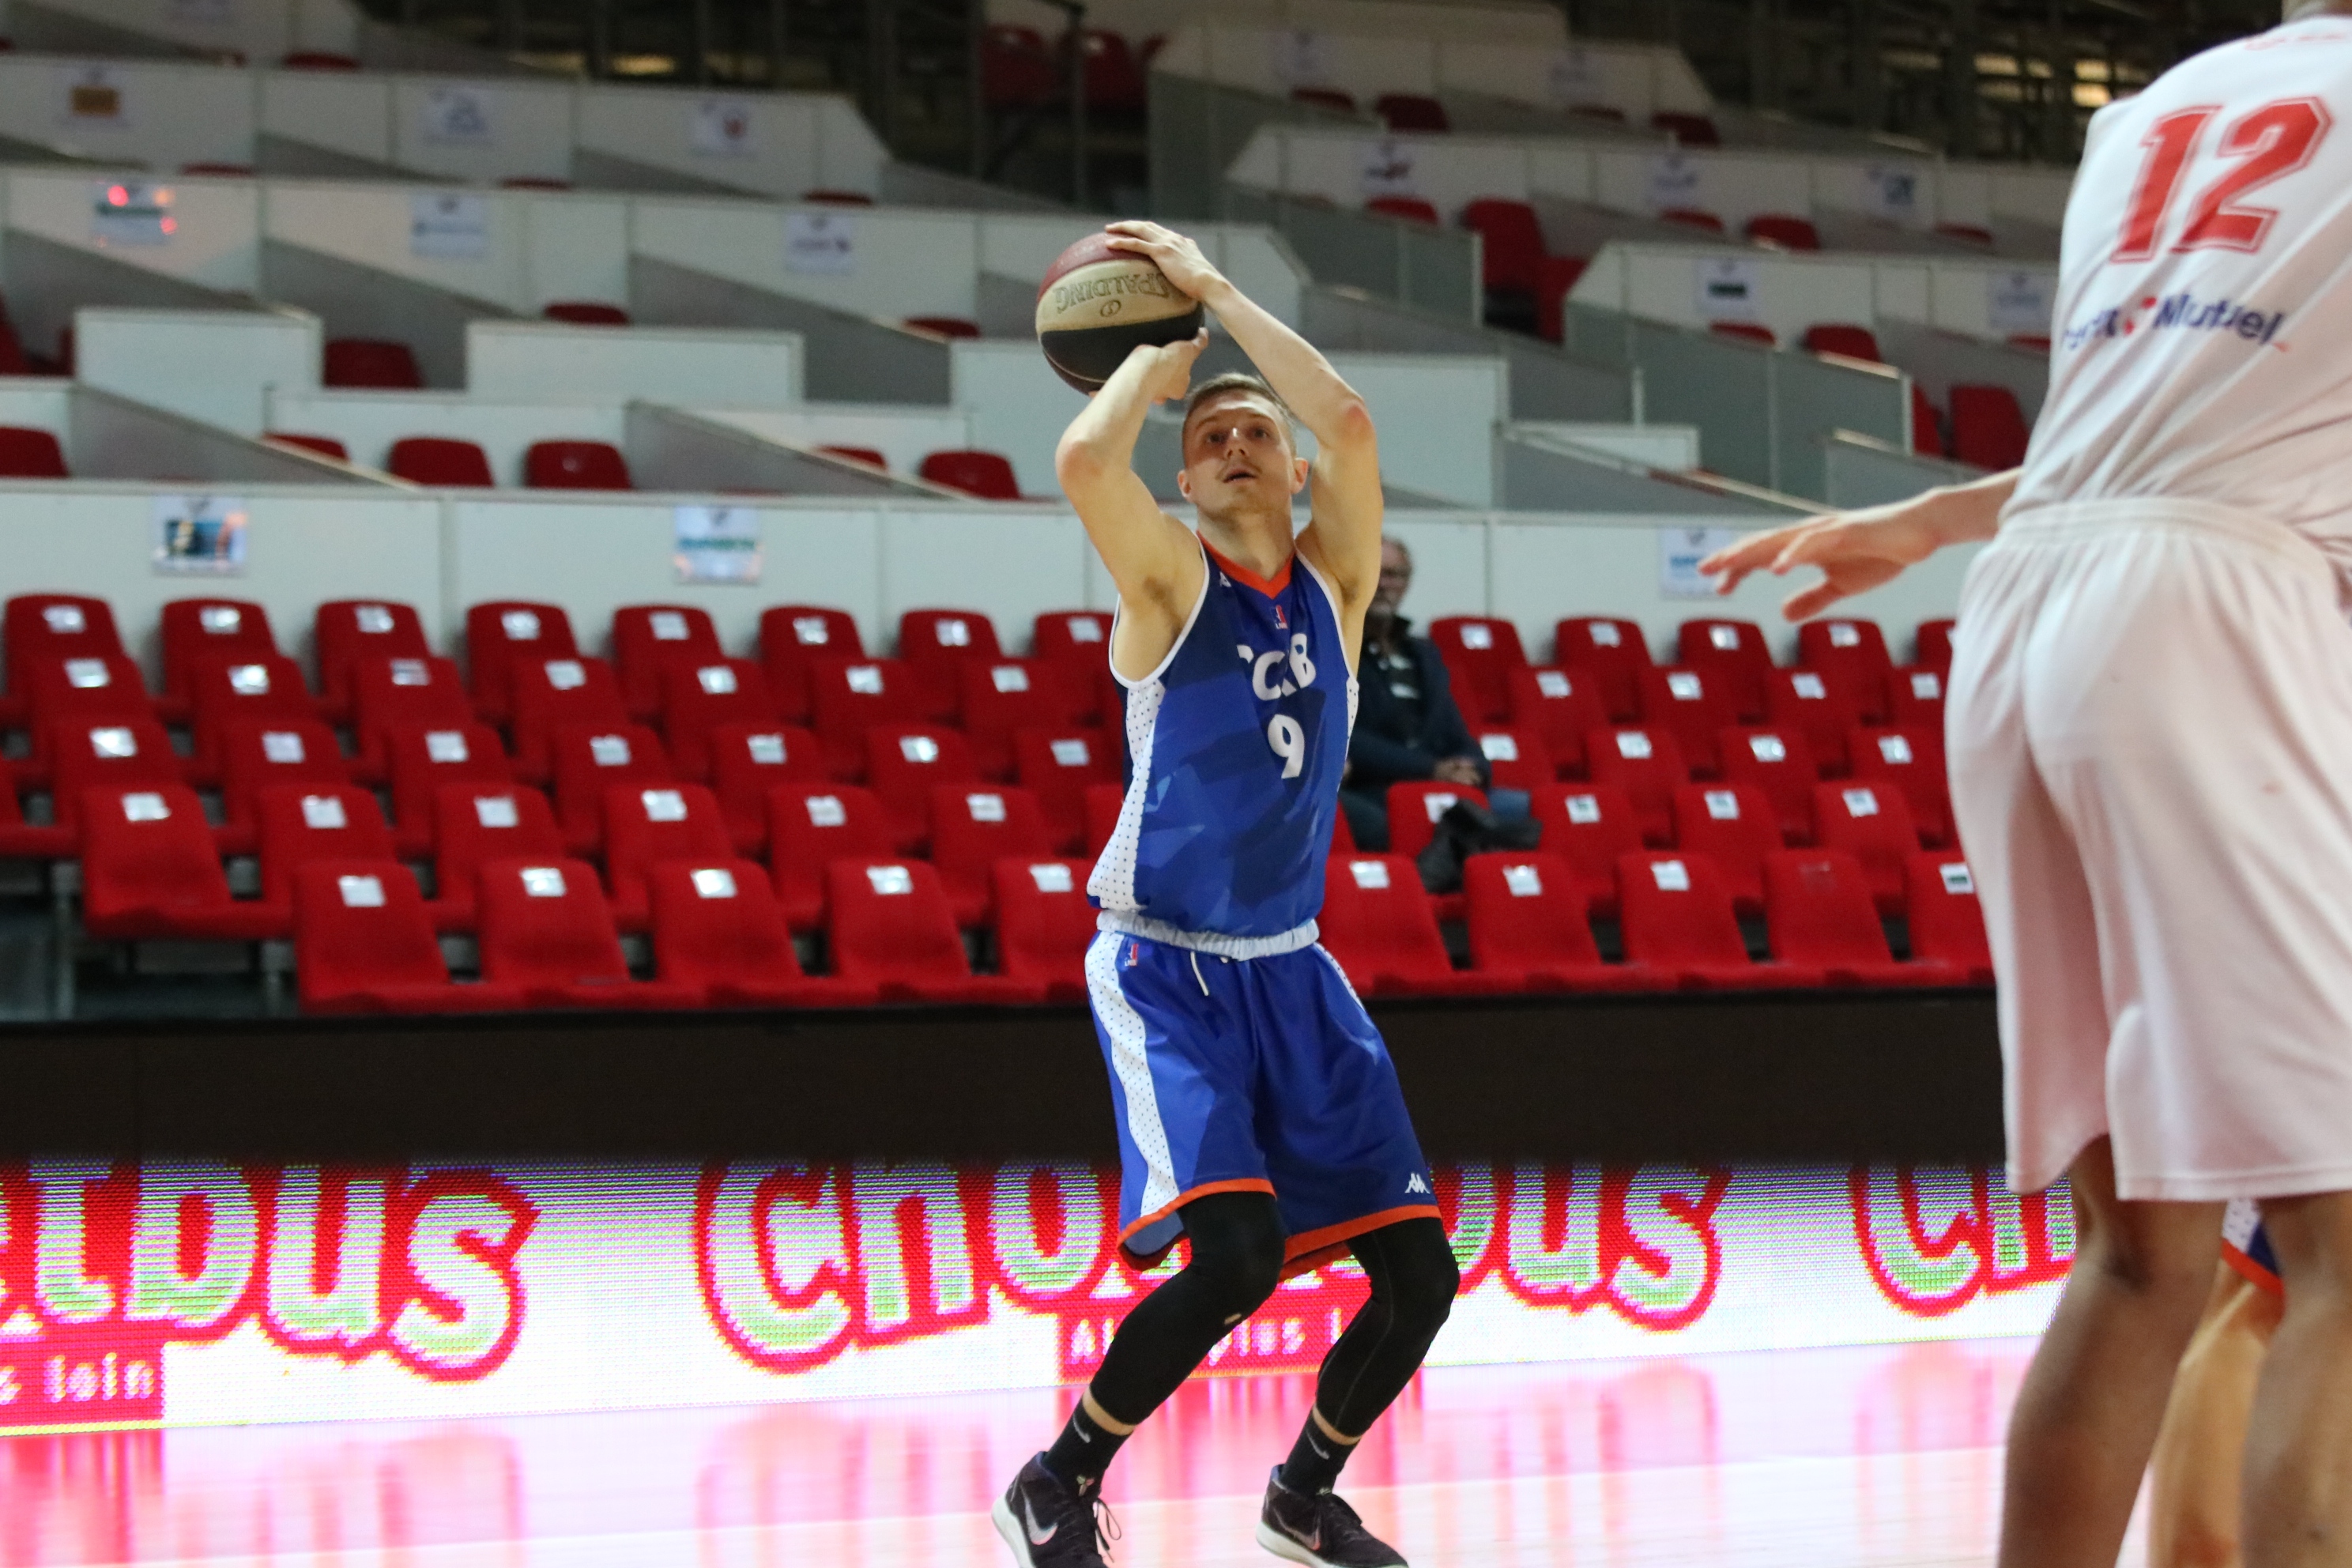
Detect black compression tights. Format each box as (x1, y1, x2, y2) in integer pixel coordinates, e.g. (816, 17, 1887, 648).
(1087, 1193, 1458, 1433)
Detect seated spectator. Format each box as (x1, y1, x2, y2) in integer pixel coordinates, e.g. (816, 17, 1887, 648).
(1341, 537, 1528, 848)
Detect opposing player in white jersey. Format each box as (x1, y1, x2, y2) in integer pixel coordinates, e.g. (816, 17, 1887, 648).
(1706, 7, 2352, 1566)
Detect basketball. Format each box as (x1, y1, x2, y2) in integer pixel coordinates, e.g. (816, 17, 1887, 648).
(1034, 232, 1205, 393)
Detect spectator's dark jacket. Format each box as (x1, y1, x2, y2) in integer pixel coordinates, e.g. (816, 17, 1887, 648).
(1346, 618, 1488, 792)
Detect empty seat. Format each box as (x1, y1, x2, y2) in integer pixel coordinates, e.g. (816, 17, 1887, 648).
(1292, 86, 1359, 115)
(542, 301, 631, 325)
(1848, 726, 1952, 846)
(348, 655, 472, 778)
(1675, 617, 1773, 721)
(1763, 667, 1863, 772)
(1554, 617, 1651, 720)
(525, 440, 632, 491)
(45, 718, 181, 842)
(706, 722, 826, 851)
(1885, 665, 1948, 733)
(292, 861, 525, 1015)
(904, 315, 982, 339)
(612, 604, 725, 719)
(186, 655, 317, 779)
(214, 718, 349, 854)
(1745, 214, 1820, 251)
(760, 605, 865, 724)
(0, 756, 62, 859)
(930, 784, 1056, 926)
(1012, 727, 1118, 850)
(1375, 93, 1449, 132)
(509, 656, 629, 782)
(314, 599, 432, 722)
(602, 782, 733, 931)
(323, 339, 424, 390)
(1660, 209, 1728, 236)
(1031, 609, 1114, 671)
(1615, 851, 1820, 990)
(1668, 783, 1783, 915)
(547, 723, 672, 856)
(0, 426, 67, 478)
(660, 659, 781, 780)
(1366, 196, 1438, 225)
(864, 725, 981, 847)
(160, 597, 279, 718)
(466, 601, 580, 723)
(824, 859, 1046, 1004)
(1916, 618, 1958, 672)
(1913, 385, 1947, 458)
(1636, 666, 1740, 775)
(1583, 726, 1687, 845)
(1950, 385, 2031, 470)
(1427, 616, 1527, 722)
(1652, 111, 1721, 145)
(1795, 618, 1894, 723)
(1319, 855, 1497, 996)
(645, 859, 878, 1008)
(992, 858, 1095, 1004)
(474, 858, 695, 1009)
(384, 724, 511, 858)
(431, 782, 564, 930)
(1811, 782, 1921, 914)
(1083, 781, 1126, 858)
(1717, 726, 1822, 842)
(1529, 782, 1645, 914)
(1765, 849, 1964, 987)
(1471, 728, 1553, 793)
(1460, 198, 1546, 296)
(1904, 853, 1996, 985)
(1802, 324, 1883, 362)
(78, 785, 280, 941)
(1462, 851, 1657, 992)
(1709, 321, 1776, 346)
(1535, 254, 1589, 344)
(819, 444, 888, 469)
(807, 657, 927, 776)
(388, 437, 496, 488)
(899, 608, 1005, 719)
(281, 51, 360, 69)
(1505, 666, 1608, 777)
(24, 655, 156, 775)
(768, 782, 896, 932)
(981, 23, 1059, 111)
(960, 659, 1081, 778)
(919, 450, 1021, 499)
(252, 783, 395, 918)
(6, 595, 123, 697)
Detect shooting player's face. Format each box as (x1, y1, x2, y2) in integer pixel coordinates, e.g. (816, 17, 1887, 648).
(1178, 392, 1308, 521)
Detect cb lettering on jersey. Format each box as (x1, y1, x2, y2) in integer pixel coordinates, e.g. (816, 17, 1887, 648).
(1240, 635, 1319, 777)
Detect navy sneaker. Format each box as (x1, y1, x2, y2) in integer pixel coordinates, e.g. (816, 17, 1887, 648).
(1257, 1467, 1407, 1566)
(993, 1453, 1121, 1566)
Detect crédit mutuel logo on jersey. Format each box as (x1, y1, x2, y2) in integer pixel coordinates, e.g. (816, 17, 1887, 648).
(2061, 290, 2288, 352)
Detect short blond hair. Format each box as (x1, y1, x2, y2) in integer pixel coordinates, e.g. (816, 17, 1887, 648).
(1182, 373, 1296, 443)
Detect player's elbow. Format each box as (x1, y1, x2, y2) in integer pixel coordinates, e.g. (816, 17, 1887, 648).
(1321, 397, 1377, 455)
(1054, 432, 1116, 492)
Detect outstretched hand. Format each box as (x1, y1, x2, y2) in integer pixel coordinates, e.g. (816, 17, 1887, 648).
(1104, 220, 1226, 302)
(1701, 503, 1950, 621)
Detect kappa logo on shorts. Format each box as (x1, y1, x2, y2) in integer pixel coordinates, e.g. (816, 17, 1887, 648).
(1406, 1173, 1430, 1196)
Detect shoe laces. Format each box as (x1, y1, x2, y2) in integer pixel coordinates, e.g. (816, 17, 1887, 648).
(1055, 1476, 1123, 1561)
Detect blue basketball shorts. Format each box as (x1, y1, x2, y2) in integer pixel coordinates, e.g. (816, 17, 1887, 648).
(2223, 1199, 2282, 1296)
(1084, 929, 1438, 1276)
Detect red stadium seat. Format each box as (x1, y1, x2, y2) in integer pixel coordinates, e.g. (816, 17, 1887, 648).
(820, 444, 888, 469)
(1471, 728, 1554, 793)
(1384, 781, 1488, 865)
(705, 722, 825, 852)
(1905, 853, 1996, 985)
(1675, 618, 1773, 721)
(1072, 28, 1145, 112)
(1811, 782, 1921, 914)
(0, 426, 67, 478)
(919, 450, 1022, 499)
(383, 724, 511, 858)
(1366, 196, 1438, 225)
(281, 51, 360, 69)
(509, 656, 629, 782)
(981, 24, 1058, 111)
(548, 723, 672, 857)
(77, 785, 280, 941)
(388, 437, 496, 488)
(1427, 616, 1527, 723)
(992, 858, 1096, 1004)
(1293, 86, 1359, 115)
(760, 605, 864, 724)
(1802, 324, 1883, 362)
(806, 657, 926, 777)
(1460, 198, 1546, 295)
(1461, 851, 1657, 992)
(864, 725, 980, 847)
(0, 756, 62, 859)
(1885, 666, 1948, 733)
(44, 718, 180, 844)
(1848, 726, 1952, 847)
(1031, 609, 1114, 669)
(431, 783, 563, 931)
(314, 599, 431, 722)
(1913, 385, 1947, 458)
(899, 608, 1005, 720)
(0, 303, 28, 377)
(612, 605, 725, 720)
(186, 655, 317, 781)
(645, 860, 878, 1008)
(1765, 849, 1965, 987)
(465, 601, 579, 722)
(905, 315, 982, 339)
(1796, 618, 1893, 724)
(1652, 112, 1721, 145)
(1661, 209, 1727, 235)
(24, 655, 155, 775)
(1717, 726, 1822, 842)
(1636, 666, 1740, 775)
(1083, 781, 1125, 858)
(961, 661, 1083, 778)
(1763, 667, 1862, 773)
(323, 339, 423, 389)
(1936, 223, 1996, 247)
(1582, 726, 1687, 845)
(1950, 384, 2031, 470)
(1615, 851, 1821, 990)
(473, 858, 696, 1009)
(1013, 727, 1118, 851)
(1536, 254, 1589, 344)
(524, 440, 632, 491)
(542, 302, 631, 325)
(6, 596, 123, 698)
(1669, 783, 1783, 915)
(658, 659, 780, 782)
(348, 655, 471, 779)
(179, 161, 254, 175)
(824, 859, 1046, 1004)
(1915, 618, 1958, 672)
(1505, 667, 1608, 777)
(253, 783, 395, 919)
(602, 782, 733, 931)
(1554, 617, 1651, 721)
(1528, 783, 1645, 915)
(160, 597, 278, 718)
(1745, 214, 1820, 251)
(767, 782, 896, 933)
(1319, 855, 1498, 996)
(292, 861, 526, 1015)
(1709, 321, 1776, 347)
(930, 785, 1056, 926)
(214, 718, 349, 855)
(1375, 93, 1449, 132)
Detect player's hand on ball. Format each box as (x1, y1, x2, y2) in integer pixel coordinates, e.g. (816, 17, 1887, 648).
(1137, 329, 1210, 404)
(1105, 221, 1223, 301)
(1702, 501, 1947, 621)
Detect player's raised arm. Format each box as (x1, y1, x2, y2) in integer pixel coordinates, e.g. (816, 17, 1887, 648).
(1702, 468, 2020, 620)
(1055, 329, 1213, 670)
(1104, 221, 1383, 623)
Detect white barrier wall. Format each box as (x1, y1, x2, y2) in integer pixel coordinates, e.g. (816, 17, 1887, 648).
(265, 180, 630, 311)
(6, 167, 262, 290)
(696, 406, 974, 477)
(1002, 0, 1569, 47)
(1570, 241, 2060, 345)
(0, 379, 76, 435)
(78, 307, 320, 431)
(22, 0, 363, 66)
(574, 84, 887, 202)
(0, 55, 254, 170)
(466, 321, 804, 408)
(262, 389, 630, 481)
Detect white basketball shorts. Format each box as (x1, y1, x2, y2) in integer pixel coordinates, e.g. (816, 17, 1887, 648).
(1948, 497, 2352, 1202)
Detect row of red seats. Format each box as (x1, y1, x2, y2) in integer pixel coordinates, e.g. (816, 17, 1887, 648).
(1694, 322, 2034, 467)
(982, 24, 1161, 114)
(1308, 92, 1721, 145)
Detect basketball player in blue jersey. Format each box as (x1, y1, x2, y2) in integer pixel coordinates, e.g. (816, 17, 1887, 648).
(993, 220, 1457, 1568)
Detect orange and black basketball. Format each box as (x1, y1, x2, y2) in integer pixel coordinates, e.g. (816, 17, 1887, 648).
(1035, 232, 1205, 393)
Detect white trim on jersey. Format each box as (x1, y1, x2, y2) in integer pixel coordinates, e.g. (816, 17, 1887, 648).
(1087, 675, 1164, 913)
(1297, 552, 1363, 737)
(1104, 537, 1212, 692)
(1085, 930, 1178, 1219)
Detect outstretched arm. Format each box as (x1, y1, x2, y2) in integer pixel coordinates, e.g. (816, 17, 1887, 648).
(1104, 222, 1383, 632)
(1702, 469, 2018, 619)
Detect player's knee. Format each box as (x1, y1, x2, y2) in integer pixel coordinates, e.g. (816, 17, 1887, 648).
(1183, 1197, 1287, 1320)
(1371, 1219, 1460, 1339)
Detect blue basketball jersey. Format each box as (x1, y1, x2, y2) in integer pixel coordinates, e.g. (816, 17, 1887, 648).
(1089, 538, 1356, 941)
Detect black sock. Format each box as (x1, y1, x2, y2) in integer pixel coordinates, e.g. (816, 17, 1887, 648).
(1277, 1412, 1355, 1495)
(1042, 1398, 1129, 1491)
